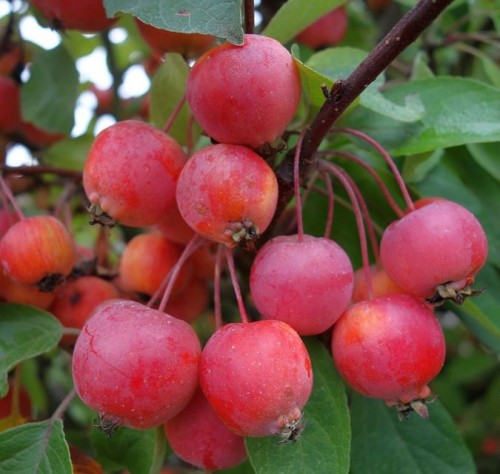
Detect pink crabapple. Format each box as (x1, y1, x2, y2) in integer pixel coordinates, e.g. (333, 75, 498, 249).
(83, 120, 187, 228)
(295, 6, 348, 49)
(176, 144, 279, 248)
(250, 234, 354, 335)
(186, 34, 302, 149)
(72, 299, 201, 432)
(199, 319, 313, 439)
(332, 294, 446, 418)
(380, 199, 488, 303)
(165, 388, 248, 471)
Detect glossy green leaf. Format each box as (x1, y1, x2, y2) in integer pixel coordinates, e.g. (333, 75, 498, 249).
(0, 420, 72, 473)
(303, 47, 424, 122)
(21, 45, 79, 135)
(263, 0, 345, 44)
(43, 134, 94, 171)
(350, 394, 475, 474)
(387, 77, 500, 155)
(104, 0, 244, 44)
(91, 425, 168, 474)
(150, 53, 199, 146)
(246, 338, 350, 474)
(0, 304, 62, 397)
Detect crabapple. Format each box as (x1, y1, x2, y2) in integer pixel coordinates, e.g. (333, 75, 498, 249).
(176, 144, 278, 247)
(135, 19, 215, 58)
(165, 276, 209, 324)
(49, 276, 120, 344)
(186, 34, 302, 148)
(295, 6, 348, 49)
(0, 207, 19, 239)
(0, 269, 55, 309)
(250, 234, 354, 335)
(30, 0, 115, 33)
(332, 294, 445, 417)
(0, 215, 76, 291)
(72, 300, 201, 431)
(155, 201, 195, 245)
(200, 320, 313, 439)
(351, 263, 404, 303)
(165, 388, 248, 470)
(83, 120, 187, 227)
(118, 232, 191, 300)
(0, 76, 21, 134)
(380, 199, 488, 302)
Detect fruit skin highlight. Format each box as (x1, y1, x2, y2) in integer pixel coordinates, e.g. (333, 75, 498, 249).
(83, 120, 186, 228)
(199, 320, 313, 438)
(176, 144, 278, 248)
(187, 34, 302, 148)
(72, 300, 201, 430)
(380, 199, 488, 301)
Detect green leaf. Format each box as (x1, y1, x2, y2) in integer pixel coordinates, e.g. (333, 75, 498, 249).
(0, 420, 72, 473)
(263, 0, 345, 45)
(91, 425, 168, 474)
(246, 338, 350, 474)
(388, 77, 500, 155)
(350, 394, 476, 474)
(150, 53, 199, 146)
(43, 134, 94, 171)
(0, 304, 62, 397)
(104, 0, 244, 44)
(21, 45, 79, 135)
(303, 47, 424, 122)
(467, 142, 500, 183)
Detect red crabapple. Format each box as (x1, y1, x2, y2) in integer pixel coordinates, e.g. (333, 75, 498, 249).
(0, 76, 21, 134)
(135, 19, 215, 58)
(155, 201, 195, 245)
(165, 388, 248, 470)
(200, 320, 313, 439)
(332, 294, 445, 418)
(165, 276, 209, 324)
(0, 207, 19, 239)
(295, 6, 348, 49)
(83, 120, 187, 227)
(30, 0, 115, 33)
(380, 199, 488, 303)
(176, 144, 278, 248)
(49, 276, 120, 344)
(351, 263, 404, 303)
(0, 215, 76, 291)
(250, 234, 353, 335)
(118, 232, 192, 300)
(0, 269, 55, 309)
(186, 34, 302, 149)
(72, 300, 201, 431)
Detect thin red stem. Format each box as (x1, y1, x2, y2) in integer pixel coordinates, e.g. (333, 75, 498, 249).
(0, 174, 24, 219)
(213, 244, 224, 329)
(317, 149, 406, 218)
(321, 170, 335, 238)
(224, 247, 249, 324)
(294, 132, 306, 241)
(333, 128, 415, 212)
(320, 161, 373, 300)
(163, 95, 187, 135)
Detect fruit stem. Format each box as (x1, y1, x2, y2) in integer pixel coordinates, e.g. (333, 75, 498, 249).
(214, 244, 224, 329)
(244, 0, 255, 34)
(0, 173, 24, 219)
(320, 160, 373, 299)
(321, 170, 334, 238)
(163, 94, 187, 135)
(224, 246, 249, 324)
(318, 149, 406, 218)
(334, 128, 414, 212)
(51, 388, 76, 421)
(294, 131, 305, 242)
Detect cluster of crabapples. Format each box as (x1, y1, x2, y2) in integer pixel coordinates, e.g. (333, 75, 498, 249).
(0, 6, 489, 473)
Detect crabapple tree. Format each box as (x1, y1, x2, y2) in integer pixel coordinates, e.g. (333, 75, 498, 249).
(0, 1, 499, 474)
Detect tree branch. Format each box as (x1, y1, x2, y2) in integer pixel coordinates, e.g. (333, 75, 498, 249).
(273, 0, 456, 215)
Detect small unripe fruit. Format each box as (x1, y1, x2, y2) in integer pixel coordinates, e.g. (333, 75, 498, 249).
(176, 144, 278, 247)
(200, 320, 313, 438)
(72, 300, 201, 430)
(0, 215, 76, 291)
(187, 34, 302, 148)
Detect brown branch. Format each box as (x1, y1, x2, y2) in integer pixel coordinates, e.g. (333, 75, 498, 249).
(273, 0, 456, 218)
(244, 0, 255, 34)
(1, 164, 82, 180)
